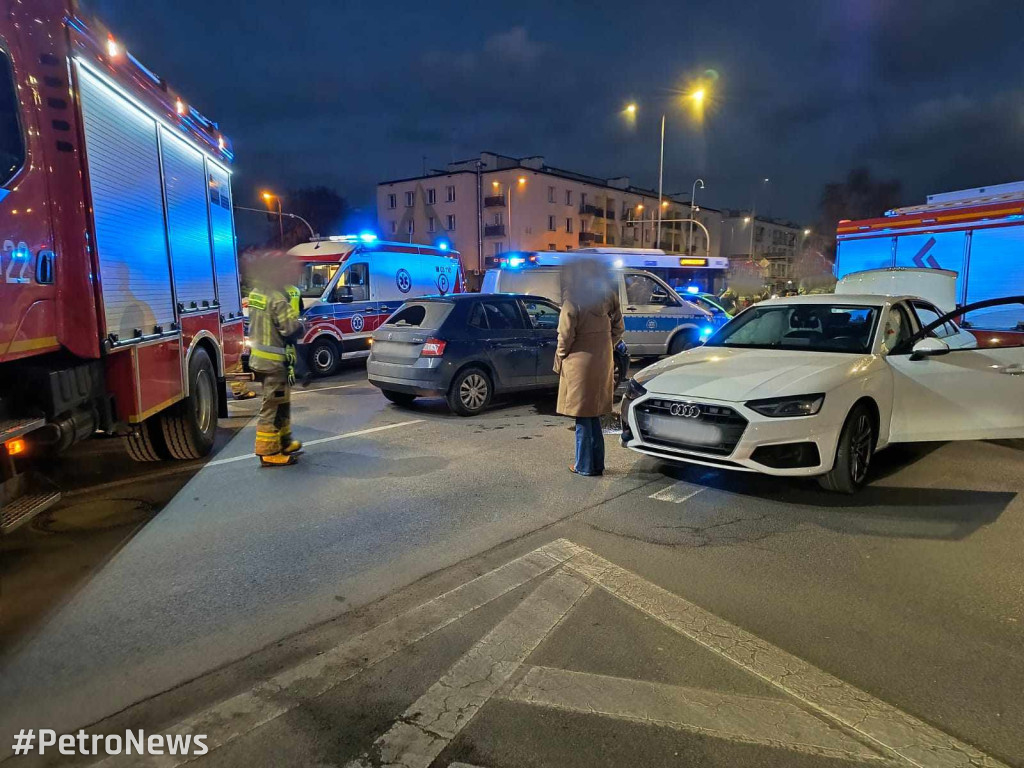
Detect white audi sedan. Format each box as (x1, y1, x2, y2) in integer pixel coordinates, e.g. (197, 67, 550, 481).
(620, 293, 1024, 493)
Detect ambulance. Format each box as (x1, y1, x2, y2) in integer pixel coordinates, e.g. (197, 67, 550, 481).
(286, 236, 465, 376)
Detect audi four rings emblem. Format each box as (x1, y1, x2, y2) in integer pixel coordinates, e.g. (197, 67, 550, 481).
(669, 403, 702, 418)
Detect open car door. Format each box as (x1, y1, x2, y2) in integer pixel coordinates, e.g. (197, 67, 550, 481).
(886, 297, 1024, 442)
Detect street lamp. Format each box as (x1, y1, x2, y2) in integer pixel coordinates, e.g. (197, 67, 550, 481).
(688, 178, 705, 255)
(262, 190, 284, 246)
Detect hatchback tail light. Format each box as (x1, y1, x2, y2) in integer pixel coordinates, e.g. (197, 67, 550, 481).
(421, 338, 447, 357)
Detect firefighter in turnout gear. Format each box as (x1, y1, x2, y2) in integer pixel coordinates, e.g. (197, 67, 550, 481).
(248, 254, 304, 466)
(284, 284, 304, 387)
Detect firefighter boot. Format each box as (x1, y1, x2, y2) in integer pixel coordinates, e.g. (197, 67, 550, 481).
(259, 453, 297, 467)
(281, 436, 303, 455)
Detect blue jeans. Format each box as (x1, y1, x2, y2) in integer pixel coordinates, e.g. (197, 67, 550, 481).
(574, 417, 605, 476)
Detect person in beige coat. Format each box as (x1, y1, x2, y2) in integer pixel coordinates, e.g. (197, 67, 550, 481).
(555, 258, 624, 476)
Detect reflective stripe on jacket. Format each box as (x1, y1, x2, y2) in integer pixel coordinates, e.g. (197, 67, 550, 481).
(248, 287, 302, 372)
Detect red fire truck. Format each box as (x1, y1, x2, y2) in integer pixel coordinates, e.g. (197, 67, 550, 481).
(0, 1, 244, 531)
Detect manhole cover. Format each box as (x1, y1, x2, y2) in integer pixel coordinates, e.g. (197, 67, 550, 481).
(35, 497, 155, 533)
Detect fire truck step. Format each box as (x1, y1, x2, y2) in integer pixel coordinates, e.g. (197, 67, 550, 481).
(0, 416, 46, 443)
(1, 488, 61, 533)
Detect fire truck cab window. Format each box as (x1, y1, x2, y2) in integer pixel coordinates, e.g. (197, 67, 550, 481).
(0, 49, 25, 187)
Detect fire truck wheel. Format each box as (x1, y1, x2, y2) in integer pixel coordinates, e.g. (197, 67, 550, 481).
(122, 419, 168, 462)
(161, 348, 218, 460)
(308, 337, 340, 377)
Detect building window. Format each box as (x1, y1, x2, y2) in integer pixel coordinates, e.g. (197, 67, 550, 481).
(493, 242, 504, 256)
(581, 219, 590, 233)
(548, 243, 556, 250)
(407, 220, 414, 235)
(493, 212, 504, 226)
(580, 192, 587, 207)
(387, 193, 397, 210)
(547, 215, 556, 231)
(446, 185, 456, 202)
(446, 214, 456, 230)
(548, 186, 555, 203)
(390, 221, 397, 234)
(565, 190, 572, 206)
(428, 216, 436, 233)
(427, 188, 436, 205)
(405, 191, 415, 207)
(565, 218, 573, 234)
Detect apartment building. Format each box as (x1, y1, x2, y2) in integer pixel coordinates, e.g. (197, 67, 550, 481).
(718, 211, 814, 288)
(377, 152, 717, 286)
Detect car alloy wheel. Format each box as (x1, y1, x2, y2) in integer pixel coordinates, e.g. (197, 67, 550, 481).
(460, 373, 488, 410)
(849, 411, 873, 484)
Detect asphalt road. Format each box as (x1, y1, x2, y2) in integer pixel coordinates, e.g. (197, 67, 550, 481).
(1, 361, 1021, 767)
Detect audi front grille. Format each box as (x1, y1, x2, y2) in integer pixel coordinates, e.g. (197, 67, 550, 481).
(634, 399, 748, 456)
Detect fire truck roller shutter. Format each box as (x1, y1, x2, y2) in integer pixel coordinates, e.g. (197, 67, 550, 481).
(77, 65, 175, 342)
(207, 164, 242, 318)
(159, 127, 217, 312)
(893, 231, 968, 303)
(965, 227, 1024, 330)
(834, 236, 895, 279)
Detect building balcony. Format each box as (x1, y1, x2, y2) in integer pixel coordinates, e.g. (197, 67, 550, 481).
(484, 224, 506, 237)
(579, 203, 605, 218)
(578, 231, 604, 245)
(484, 195, 506, 208)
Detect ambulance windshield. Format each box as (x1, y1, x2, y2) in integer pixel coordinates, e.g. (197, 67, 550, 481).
(298, 263, 339, 298)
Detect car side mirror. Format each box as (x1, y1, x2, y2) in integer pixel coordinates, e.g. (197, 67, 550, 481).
(910, 337, 950, 361)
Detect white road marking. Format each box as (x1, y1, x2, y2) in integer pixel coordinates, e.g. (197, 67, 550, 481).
(503, 666, 888, 763)
(293, 383, 362, 396)
(345, 570, 590, 768)
(204, 420, 424, 466)
(649, 481, 706, 503)
(92, 539, 1008, 768)
(564, 547, 1009, 768)
(94, 539, 584, 767)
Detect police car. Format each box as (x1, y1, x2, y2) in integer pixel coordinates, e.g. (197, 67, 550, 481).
(481, 253, 718, 356)
(287, 236, 466, 376)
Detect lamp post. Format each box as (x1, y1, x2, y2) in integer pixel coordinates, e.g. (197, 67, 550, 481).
(688, 178, 705, 255)
(262, 191, 284, 246)
(629, 87, 709, 251)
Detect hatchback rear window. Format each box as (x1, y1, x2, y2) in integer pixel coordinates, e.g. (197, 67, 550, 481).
(383, 302, 453, 328)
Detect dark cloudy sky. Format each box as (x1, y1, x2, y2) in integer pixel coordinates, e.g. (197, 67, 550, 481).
(90, 0, 1024, 225)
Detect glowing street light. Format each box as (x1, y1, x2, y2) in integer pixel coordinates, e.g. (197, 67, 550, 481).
(690, 88, 706, 105)
(625, 103, 637, 115)
(262, 190, 284, 246)
(803, 228, 811, 236)
(743, 216, 751, 224)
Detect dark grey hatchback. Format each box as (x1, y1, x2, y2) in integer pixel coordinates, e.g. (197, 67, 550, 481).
(367, 294, 628, 416)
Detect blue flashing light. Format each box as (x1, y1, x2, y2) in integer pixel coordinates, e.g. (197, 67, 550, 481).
(685, 285, 700, 295)
(359, 232, 378, 243)
(700, 325, 714, 338)
(508, 257, 526, 267)
(438, 241, 449, 251)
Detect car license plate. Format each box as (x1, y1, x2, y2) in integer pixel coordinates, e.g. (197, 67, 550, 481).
(641, 413, 723, 446)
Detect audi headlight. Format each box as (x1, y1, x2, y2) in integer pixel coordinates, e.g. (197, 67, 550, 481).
(745, 393, 825, 418)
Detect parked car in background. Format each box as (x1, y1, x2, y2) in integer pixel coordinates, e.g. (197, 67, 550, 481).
(482, 262, 717, 356)
(621, 293, 1024, 493)
(367, 294, 628, 415)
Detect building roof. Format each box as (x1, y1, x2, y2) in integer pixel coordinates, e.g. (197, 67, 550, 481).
(378, 151, 720, 211)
